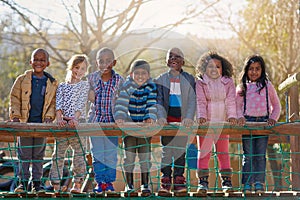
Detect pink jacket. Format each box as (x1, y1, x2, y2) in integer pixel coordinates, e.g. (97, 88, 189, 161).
(196, 74, 237, 121)
(236, 81, 281, 120)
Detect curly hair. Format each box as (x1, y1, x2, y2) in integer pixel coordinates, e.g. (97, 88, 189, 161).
(196, 51, 233, 79)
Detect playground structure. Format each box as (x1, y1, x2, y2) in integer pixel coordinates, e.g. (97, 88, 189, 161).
(0, 72, 298, 198)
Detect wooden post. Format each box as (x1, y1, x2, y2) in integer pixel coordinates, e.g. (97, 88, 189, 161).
(289, 81, 300, 190)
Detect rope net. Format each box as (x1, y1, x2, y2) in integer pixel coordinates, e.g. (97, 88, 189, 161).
(0, 122, 296, 194)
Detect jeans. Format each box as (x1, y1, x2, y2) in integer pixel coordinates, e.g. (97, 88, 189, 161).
(242, 116, 268, 184)
(90, 136, 118, 183)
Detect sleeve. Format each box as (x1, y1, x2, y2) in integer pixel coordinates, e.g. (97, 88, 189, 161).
(9, 76, 23, 119)
(196, 80, 208, 119)
(144, 83, 158, 121)
(155, 76, 167, 119)
(235, 85, 244, 118)
(56, 83, 64, 111)
(114, 84, 130, 121)
(75, 81, 90, 114)
(225, 79, 237, 119)
(268, 82, 281, 121)
(44, 80, 58, 120)
(185, 76, 196, 120)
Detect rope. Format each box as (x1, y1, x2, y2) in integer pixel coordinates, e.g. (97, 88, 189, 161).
(0, 122, 297, 193)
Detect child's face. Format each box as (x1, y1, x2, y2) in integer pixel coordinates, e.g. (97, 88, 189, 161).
(166, 48, 184, 72)
(131, 68, 149, 86)
(205, 58, 222, 79)
(247, 61, 262, 82)
(30, 51, 49, 75)
(96, 52, 116, 75)
(72, 61, 87, 80)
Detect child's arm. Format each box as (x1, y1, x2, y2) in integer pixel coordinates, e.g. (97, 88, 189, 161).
(196, 80, 208, 122)
(155, 77, 167, 125)
(67, 111, 80, 128)
(268, 82, 281, 126)
(9, 76, 23, 122)
(114, 86, 130, 122)
(143, 82, 157, 123)
(225, 79, 237, 125)
(56, 109, 67, 127)
(183, 76, 196, 124)
(44, 80, 58, 122)
(236, 85, 245, 126)
(88, 90, 95, 103)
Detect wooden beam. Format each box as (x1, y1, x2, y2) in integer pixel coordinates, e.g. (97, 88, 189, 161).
(0, 121, 299, 137)
(278, 72, 300, 92)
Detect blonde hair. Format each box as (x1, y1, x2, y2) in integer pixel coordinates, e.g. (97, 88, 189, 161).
(65, 54, 89, 82)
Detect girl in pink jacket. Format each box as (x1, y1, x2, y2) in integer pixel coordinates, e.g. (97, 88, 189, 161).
(236, 55, 281, 193)
(195, 51, 237, 193)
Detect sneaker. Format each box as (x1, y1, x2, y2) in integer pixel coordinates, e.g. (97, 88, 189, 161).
(254, 182, 264, 192)
(197, 176, 208, 194)
(124, 184, 134, 193)
(159, 177, 171, 193)
(94, 183, 105, 194)
(70, 182, 82, 194)
(222, 178, 233, 193)
(32, 187, 46, 194)
(105, 182, 115, 193)
(197, 182, 208, 193)
(141, 184, 151, 193)
(14, 184, 26, 193)
(243, 183, 252, 193)
(32, 181, 46, 194)
(173, 176, 187, 193)
(52, 183, 60, 192)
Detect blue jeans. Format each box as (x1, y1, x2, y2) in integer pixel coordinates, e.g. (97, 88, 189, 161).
(90, 136, 118, 183)
(242, 116, 268, 184)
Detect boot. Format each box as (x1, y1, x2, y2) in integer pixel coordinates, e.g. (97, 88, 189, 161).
(14, 180, 29, 193)
(220, 168, 233, 193)
(141, 172, 151, 193)
(197, 169, 209, 194)
(32, 180, 46, 193)
(124, 172, 134, 193)
(158, 176, 171, 193)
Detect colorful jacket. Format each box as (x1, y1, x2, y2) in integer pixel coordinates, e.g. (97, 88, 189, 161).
(114, 76, 157, 122)
(155, 69, 196, 120)
(9, 69, 58, 122)
(196, 74, 237, 121)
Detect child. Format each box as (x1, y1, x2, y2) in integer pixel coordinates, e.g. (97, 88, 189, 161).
(49, 54, 90, 193)
(155, 47, 196, 193)
(114, 59, 157, 194)
(9, 48, 58, 193)
(195, 51, 237, 193)
(87, 47, 124, 194)
(236, 54, 281, 192)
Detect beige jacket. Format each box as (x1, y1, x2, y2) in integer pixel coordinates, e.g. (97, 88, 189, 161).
(9, 69, 58, 122)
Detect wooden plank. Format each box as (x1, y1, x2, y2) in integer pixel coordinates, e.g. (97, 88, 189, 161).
(1, 121, 299, 137)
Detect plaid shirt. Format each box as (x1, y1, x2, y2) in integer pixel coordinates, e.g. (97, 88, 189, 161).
(88, 70, 124, 123)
